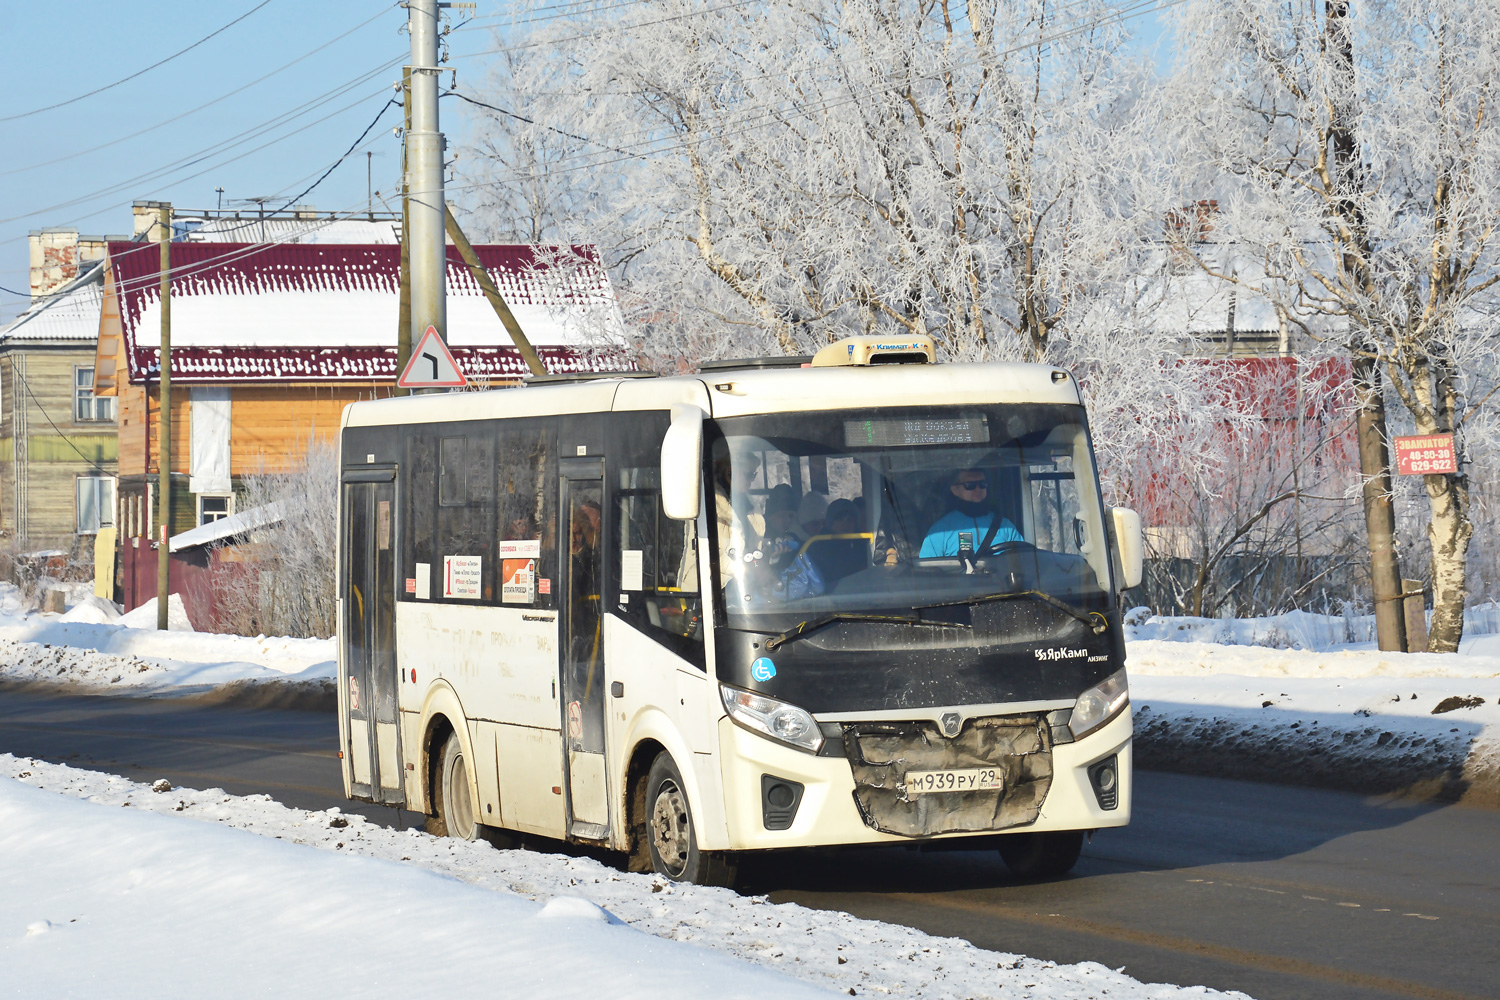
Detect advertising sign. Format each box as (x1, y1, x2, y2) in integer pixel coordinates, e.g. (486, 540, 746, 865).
(1393, 434, 1457, 476)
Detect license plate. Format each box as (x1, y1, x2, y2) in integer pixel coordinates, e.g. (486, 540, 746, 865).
(904, 767, 1003, 794)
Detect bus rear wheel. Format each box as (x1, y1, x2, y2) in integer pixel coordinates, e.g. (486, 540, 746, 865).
(431, 731, 478, 842)
(998, 831, 1083, 880)
(644, 753, 736, 887)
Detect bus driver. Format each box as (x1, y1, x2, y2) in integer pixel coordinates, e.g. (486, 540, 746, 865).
(919, 468, 1022, 558)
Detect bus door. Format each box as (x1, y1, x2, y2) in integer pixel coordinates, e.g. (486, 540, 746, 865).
(341, 470, 404, 806)
(559, 459, 609, 840)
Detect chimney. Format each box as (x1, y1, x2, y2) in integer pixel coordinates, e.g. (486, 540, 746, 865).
(133, 200, 172, 242)
(76, 235, 123, 265)
(27, 228, 80, 301)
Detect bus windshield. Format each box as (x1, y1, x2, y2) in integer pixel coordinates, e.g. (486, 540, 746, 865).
(710, 403, 1113, 629)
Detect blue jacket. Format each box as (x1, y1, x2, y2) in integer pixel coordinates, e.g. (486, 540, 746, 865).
(919, 510, 1023, 557)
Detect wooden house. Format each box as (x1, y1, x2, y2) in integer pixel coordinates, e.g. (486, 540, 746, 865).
(0, 255, 118, 557)
(92, 238, 627, 611)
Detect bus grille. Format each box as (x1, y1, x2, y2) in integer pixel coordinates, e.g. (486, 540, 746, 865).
(841, 715, 1052, 837)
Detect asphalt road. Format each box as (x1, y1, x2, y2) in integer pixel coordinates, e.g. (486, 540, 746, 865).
(2, 685, 1496, 1000)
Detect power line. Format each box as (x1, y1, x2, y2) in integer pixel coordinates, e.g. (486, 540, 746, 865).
(0, 5, 400, 180)
(0, 284, 28, 297)
(0, 1, 276, 124)
(0, 64, 401, 228)
(446, 90, 644, 159)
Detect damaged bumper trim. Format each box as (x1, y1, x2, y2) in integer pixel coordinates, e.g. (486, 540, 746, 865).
(842, 713, 1053, 837)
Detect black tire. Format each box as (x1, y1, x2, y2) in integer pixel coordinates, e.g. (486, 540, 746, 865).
(429, 731, 478, 842)
(644, 753, 737, 887)
(998, 831, 1083, 880)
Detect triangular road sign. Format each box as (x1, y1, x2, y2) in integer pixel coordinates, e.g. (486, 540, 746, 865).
(398, 326, 468, 388)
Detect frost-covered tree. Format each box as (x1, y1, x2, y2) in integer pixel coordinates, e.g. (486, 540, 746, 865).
(459, 0, 1168, 367)
(1162, 0, 1500, 651)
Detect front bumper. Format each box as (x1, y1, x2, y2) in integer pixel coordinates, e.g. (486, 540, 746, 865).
(716, 706, 1132, 851)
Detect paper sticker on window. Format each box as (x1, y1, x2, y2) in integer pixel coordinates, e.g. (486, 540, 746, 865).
(502, 558, 536, 603)
(499, 538, 541, 559)
(443, 555, 482, 599)
(414, 563, 430, 600)
(377, 500, 391, 551)
(404, 578, 416, 594)
(620, 549, 644, 591)
(538, 577, 552, 596)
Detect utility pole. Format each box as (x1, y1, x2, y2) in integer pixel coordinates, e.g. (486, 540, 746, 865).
(366, 151, 374, 220)
(395, 68, 413, 397)
(406, 0, 446, 353)
(156, 203, 173, 631)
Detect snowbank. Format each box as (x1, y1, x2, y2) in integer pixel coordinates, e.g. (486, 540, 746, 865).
(0, 596, 334, 695)
(1126, 635, 1500, 804)
(1, 756, 1249, 1000)
(0, 776, 824, 1000)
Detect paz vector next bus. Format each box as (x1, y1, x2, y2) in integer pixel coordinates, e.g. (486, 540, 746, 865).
(336, 334, 1143, 885)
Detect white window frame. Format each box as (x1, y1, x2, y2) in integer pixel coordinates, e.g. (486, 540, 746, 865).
(74, 365, 116, 423)
(76, 475, 116, 534)
(197, 492, 234, 526)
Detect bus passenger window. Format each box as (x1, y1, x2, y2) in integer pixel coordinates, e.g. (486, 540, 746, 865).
(609, 411, 705, 669)
(496, 421, 558, 610)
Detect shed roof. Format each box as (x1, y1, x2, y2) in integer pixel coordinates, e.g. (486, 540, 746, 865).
(106, 241, 629, 383)
(0, 264, 104, 345)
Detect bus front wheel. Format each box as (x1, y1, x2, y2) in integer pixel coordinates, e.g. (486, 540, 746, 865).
(998, 831, 1083, 880)
(644, 753, 736, 887)
(431, 731, 478, 842)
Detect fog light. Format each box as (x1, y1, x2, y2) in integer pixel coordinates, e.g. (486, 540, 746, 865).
(1088, 755, 1119, 810)
(760, 774, 805, 831)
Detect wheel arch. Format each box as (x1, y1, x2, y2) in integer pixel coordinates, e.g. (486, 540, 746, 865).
(621, 710, 714, 863)
(417, 680, 477, 818)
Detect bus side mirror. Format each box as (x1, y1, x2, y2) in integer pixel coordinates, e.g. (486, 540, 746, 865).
(1110, 507, 1143, 591)
(661, 404, 704, 520)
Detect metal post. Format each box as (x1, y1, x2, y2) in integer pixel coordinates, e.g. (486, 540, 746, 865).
(407, 0, 446, 349)
(156, 204, 173, 631)
(445, 206, 546, 377)
(395, 67, 413, 397)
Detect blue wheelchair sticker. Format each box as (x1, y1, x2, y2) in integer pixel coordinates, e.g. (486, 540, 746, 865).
(750, 657, 777, 682)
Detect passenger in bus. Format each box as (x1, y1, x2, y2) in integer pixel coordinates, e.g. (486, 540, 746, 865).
(795, 492, 828, 542)
(759, 484, 802, 568)
(713, 448, 762, 588)
(809, 498, 869, 586)
(919, 469, 1022, 558)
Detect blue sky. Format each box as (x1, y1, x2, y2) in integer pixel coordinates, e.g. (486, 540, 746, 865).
(0, 1, 1175, 323)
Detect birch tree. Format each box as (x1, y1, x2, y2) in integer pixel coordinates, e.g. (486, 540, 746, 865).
(1164, 0, 1500, 650)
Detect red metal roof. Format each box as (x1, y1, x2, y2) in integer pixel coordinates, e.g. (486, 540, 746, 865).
(106, 241, 630, 383)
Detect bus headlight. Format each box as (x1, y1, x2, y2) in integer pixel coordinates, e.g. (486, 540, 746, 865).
(1069, 668, 1129, 741)
(721, 684, 824, 754)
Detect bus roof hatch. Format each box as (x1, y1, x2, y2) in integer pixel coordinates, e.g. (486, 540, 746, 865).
(809, 334, 935, 367)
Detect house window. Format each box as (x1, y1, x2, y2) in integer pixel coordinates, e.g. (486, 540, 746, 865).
(77, 476, 116, 534)
(198, 494, 234, 526)
(75, 366, 116, 422)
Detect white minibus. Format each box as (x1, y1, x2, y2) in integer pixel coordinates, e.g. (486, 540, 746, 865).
(337, 335, 1142, 884)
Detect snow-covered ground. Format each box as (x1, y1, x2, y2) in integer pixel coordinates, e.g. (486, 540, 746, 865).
(1125, 611, 1500, 803)
(1, 755, 1248, 999)
(0, 589, 333, 692)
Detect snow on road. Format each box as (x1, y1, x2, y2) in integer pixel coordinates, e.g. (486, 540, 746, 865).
(1, 755, 1249, 1000)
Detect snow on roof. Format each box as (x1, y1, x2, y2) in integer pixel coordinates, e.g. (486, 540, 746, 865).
(0, 263, 104, 345)
(107, 241, 630, 383)
(178, 216, 401, 244)
(169, 500, 284, 553)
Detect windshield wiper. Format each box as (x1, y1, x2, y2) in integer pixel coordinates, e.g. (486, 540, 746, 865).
(763, 613, 971, 652)
(914, 590, 1108, 634)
